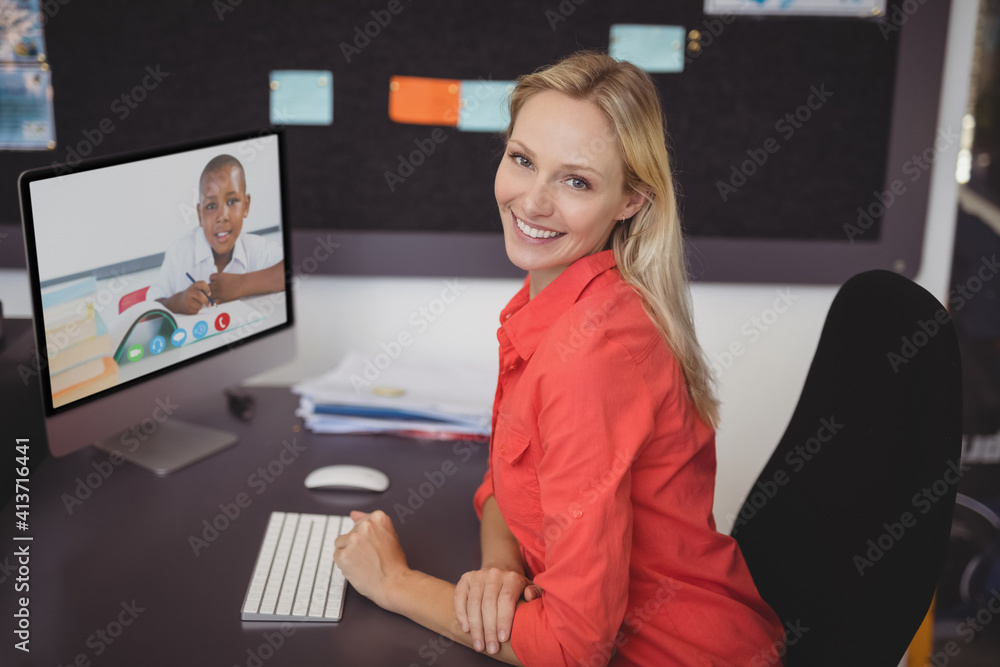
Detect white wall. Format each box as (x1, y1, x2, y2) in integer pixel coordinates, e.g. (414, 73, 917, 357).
(0, 0, 977, 533)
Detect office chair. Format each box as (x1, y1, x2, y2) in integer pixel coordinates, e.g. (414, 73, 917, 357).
(731, 270, 963, 666)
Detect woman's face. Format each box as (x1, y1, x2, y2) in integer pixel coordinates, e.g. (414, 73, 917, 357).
(495, 90, 643, 292)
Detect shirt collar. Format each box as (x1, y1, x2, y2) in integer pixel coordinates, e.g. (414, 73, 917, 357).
(500, 250, 619, 360)
(194, 227, 247, 271)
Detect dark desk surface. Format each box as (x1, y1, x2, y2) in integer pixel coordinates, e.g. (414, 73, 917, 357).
(0, 386, 497, 666)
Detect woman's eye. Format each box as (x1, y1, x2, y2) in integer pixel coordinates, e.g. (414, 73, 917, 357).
(228, 198, 239, 206)
(509, 152, 532, 168)
(568, 177, 590, 190)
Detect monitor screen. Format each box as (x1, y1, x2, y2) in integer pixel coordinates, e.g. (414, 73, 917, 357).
(19, 130, 295, 472)
(21, 132, 290, 413)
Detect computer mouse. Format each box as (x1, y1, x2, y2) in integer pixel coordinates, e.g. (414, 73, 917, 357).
(304, 465, 390, 492)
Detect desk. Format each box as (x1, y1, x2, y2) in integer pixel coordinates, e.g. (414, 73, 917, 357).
(0, 386, 497, 666)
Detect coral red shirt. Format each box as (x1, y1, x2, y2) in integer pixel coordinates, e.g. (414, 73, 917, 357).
(473, 250, 785, 666)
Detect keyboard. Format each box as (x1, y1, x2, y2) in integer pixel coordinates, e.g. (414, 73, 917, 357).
(241, 511, 354, 622)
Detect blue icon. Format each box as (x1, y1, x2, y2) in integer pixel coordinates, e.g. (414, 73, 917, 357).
(171, 329, 187, 346)
(192, 321, 209, 339)
(150, 336, 166, 355)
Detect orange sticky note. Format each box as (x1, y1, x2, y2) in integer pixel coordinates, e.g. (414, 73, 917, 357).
(388, 76, 461, 127)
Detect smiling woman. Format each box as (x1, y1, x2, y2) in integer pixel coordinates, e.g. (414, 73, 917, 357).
(495, 91, 645, 298)
(333, 51, 786, 666)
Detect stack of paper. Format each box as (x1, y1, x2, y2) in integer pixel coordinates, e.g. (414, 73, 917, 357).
(293, 350, 494, 440)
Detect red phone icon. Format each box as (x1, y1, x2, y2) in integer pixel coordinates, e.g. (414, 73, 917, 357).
(215, 312, 230, 331)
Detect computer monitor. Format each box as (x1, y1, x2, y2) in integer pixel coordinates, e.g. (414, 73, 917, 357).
(18, 129, 295, 474)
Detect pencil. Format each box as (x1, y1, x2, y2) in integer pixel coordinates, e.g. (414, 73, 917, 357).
(185, 272, 215, 306)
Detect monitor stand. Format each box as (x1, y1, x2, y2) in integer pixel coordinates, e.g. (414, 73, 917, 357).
(94, 420, 237, 476)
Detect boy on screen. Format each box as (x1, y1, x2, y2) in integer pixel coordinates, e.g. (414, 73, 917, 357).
(148, 154, 284, 315)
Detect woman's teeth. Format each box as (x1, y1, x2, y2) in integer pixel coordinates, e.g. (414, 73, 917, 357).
(516, 217, 563, 239)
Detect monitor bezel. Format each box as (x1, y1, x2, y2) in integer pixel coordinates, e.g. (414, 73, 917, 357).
(18, 127, 295, 419)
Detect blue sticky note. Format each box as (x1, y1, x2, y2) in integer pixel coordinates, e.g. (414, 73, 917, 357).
(457, 80, 515, 132)
(609, 25, 686, 74)
(269, 70, 333, 125)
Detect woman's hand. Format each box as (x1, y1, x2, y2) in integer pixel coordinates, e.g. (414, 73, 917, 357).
(454, 567, 542, 655)
(333, 510, 411, 610)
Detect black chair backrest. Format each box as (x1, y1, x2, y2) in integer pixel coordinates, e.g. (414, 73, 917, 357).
(732, 270, 963, 666)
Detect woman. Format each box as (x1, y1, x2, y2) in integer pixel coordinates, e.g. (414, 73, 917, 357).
(334, 51, 785, 666)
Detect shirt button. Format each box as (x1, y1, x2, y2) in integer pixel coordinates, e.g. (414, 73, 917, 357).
(505, 314, 511, 319)
(500, 446, 506, 455)
(572, 508, 584, 519)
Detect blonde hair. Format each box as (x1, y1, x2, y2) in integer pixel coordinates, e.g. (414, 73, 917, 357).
(505, 51, 720, 429)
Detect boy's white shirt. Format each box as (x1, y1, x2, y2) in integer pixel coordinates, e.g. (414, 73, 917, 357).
(146, 228, 282, 301)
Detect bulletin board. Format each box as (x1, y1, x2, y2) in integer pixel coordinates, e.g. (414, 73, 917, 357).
(0, 0, 950, 283)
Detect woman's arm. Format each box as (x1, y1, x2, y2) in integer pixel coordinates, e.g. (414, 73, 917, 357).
(479, 495, 525, 572)
(388, 570, 525, 666)
(454, 496, 542, 655)
(334, 510, 524, 665)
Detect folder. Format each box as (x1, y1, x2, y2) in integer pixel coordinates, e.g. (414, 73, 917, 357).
(292, 350, 493, 438)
